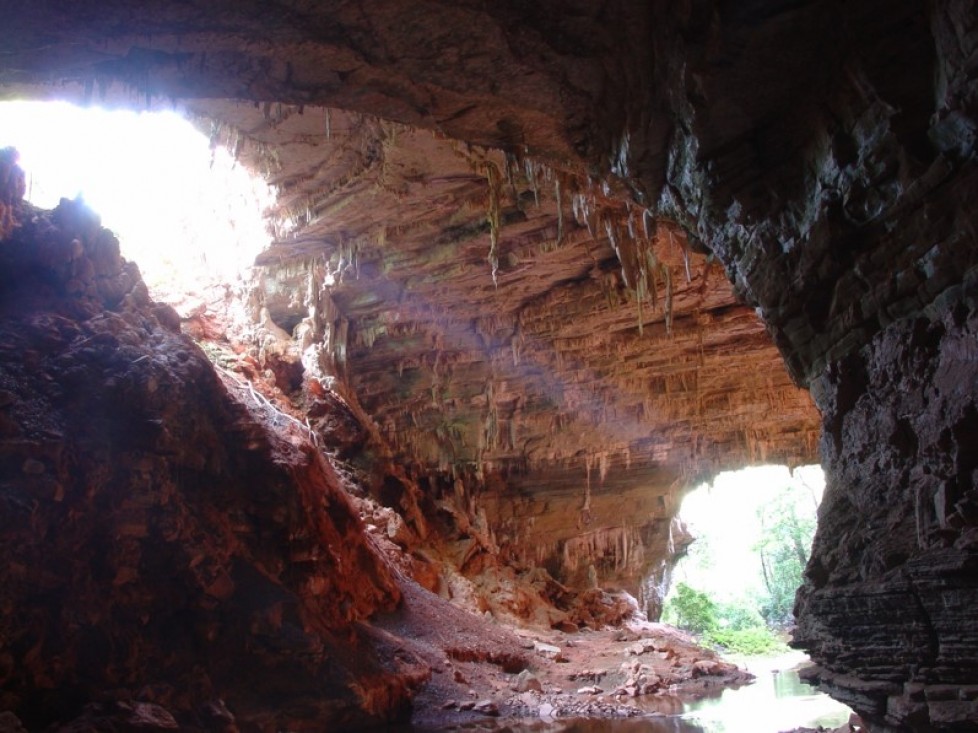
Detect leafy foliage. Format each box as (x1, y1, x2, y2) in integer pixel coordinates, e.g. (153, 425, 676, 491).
(705, 627, 786, 655)
(715, 600, 765, 631)
(663, 473, 821, 655)
(664, 582, 718, 634)
(664, 583, 786, 654)
(754, 486, 817, 626)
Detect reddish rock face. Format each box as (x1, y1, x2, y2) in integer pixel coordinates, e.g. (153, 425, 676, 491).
(194, 110, 818, 611)
(0, 2, 820, 618)
(0, 195, 422, 730)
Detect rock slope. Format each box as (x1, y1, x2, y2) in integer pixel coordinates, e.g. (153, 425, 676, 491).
(0, 195, 424, 730)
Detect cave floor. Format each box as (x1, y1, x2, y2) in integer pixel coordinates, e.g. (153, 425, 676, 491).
(375, 581, 753, 728)
(208, 343, 755, 728)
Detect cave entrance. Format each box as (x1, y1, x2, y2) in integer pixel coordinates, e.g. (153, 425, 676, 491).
(0, 100, 272, 303)
(662, 464, 858, 730)
(664, 465, 823, 651)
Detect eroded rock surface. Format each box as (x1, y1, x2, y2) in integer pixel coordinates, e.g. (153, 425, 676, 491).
(0, 2, 822, 608)
(0, 196, 423, 730)
(189, 108, 818, 612)
(795, 298, 978, 732)
(0, 160, 755, 733)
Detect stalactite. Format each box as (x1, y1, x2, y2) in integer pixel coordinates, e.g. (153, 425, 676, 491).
(525, 158, 539, 207)
(663, 265, 673, 334)
(483, 380, 499, 453)
(561, 527, 643, 575)
(485, 160, 502, 286)
(555, 176, 564, 246)
(564, 180, 686, 334)
(333, 317, 348, 372)
(636, 268, 646, 336)
(510, 328, 523, 367)
(504, 151, 521, 205)
(356, 321, 386, 349)
(581, 453, 593, 528)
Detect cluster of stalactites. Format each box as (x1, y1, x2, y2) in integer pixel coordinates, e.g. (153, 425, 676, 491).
(559, 525, 644, 576)
(477, 146, 688, 332)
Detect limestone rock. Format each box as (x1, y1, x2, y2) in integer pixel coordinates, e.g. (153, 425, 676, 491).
(795, 302, 978, 730)
(533, 642, 565, 662)
(1, 1, 978, 729)
(513, 670, 543, 693)
(472, 700, 499, 716)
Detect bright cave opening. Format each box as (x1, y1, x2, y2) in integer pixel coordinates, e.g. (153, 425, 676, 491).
(0, 100, 273, 304)
(662, 465, 855, 731)
(665, 465, 823, 648)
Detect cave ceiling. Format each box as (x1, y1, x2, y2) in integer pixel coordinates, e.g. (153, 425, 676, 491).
(0, 3, 821, 505)
(213, 102, 818, 480)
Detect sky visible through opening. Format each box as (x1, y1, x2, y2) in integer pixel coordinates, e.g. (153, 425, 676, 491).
(669, 464, 824, 611)
(0, 101, 272, 301)
(668, 466, 856, 733)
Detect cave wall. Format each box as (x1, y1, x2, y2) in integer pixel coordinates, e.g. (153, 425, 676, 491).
(168, 101, 818, 607)
(636, 4, 978, 729)
(2, 1, 978, 729)
(647, 0, 977, 386)
(789, 144, 978, 731)
(795, 292, 978, 732)
(0, 193, 425, 730)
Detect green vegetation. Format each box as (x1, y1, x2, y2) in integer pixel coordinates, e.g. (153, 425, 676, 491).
(661, 467, 821, 657)
(706, 627, 785, 655)
(663, 582, 786, 655)
(666, 583, 717, 635)
(754, 485, 817, 626)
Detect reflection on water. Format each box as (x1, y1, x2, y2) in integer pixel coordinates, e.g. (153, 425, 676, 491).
(411, 660, 852, 733)
(682, 666, 851, 732)
(410, 716, 705, 732)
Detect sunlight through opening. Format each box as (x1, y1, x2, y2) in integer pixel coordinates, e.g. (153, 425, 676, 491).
(0, 101, 273, 303)
(663, 465, 855, 731)
(669, 464, 824, 622)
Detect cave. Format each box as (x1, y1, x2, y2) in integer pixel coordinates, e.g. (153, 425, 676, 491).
(0, 2, 976, 732)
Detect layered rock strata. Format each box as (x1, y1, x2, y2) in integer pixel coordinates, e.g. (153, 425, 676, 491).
(794, 298, 978, 732)
(638, 6, 978, 729)
(196, 110, 817, 610)
(0, 2, 821, 607)
(0, 165, 748, 732)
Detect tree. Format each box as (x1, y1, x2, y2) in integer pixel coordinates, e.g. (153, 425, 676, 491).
(754, 485, 816, 626)
(665, 582, 718, 634)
